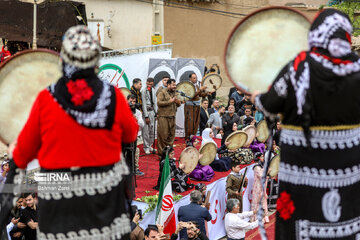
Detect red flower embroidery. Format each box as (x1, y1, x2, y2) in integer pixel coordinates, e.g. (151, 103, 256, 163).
(276, 191, 295, 220)
(66, 79, 94, 106)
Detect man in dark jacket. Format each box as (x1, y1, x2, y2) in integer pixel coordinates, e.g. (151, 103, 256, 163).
(221, 105, 240, 145)
(199, 99, 209, 135)
(178, 191, 212, 239)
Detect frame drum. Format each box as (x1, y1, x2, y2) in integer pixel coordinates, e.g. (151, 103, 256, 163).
(202, 73, 222, 93)
(242, 125, 257, 146)
(176, 81, 196, 102)
(179, 146, 199, 174)
(225, 7, 310, 94)
(225, 130, 248, 150)
(199, 142, 217, 165)
(269, 154, 280, 177)
(0, 49, 61, 144)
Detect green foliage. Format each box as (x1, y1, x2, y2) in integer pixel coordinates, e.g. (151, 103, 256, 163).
(136, 194, 184, 215)
(332, 2, 360, 36)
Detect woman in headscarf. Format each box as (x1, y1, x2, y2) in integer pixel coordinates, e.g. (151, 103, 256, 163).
(1, 26, 139, 239)
(252, 9, 360, 239)
(201, 128, 232, 172)
(0, 160, 9, 184)
(187, 135, 214, 181)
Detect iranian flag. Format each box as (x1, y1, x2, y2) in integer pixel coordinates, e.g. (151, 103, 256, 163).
(155, 154, 176, 235)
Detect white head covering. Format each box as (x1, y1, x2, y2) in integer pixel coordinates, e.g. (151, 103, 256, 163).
(201, 128, 216, 146)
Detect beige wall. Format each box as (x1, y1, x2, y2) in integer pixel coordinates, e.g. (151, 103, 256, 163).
(83, 0, 153, 50)
(268, 0, 328, 6)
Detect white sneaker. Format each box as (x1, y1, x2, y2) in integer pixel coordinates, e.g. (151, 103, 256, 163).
(145, 150, 151, 155)
(149, 147, 154, 152)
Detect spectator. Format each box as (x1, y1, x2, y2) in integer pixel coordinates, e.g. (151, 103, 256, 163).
(239, 108, 254, 126)
(208, 99, 220, 115)
(227, 87, 237, 101)
(141, 77, 157, 155)
(144, 225, 166, 240)
(130, 78, 143, 111)
(199, 98, 210, 135)
(254, 106, 264, 123)
(6, 196, 24, 240)
(0, 159, 10, 184)
(0, 45, 11, 63)
(130, 205, 144, 240)
(225, 198, 258, 240)
(221, 105, 240, 145)
(230, 89, 244, 108)
(19, 193, 38, 240)
(237, 100, 253, 117)
(273, 121, 282, 146)
(171, 221, 209, 240)
(226, 98, 236, 111)
(207, 105, 225, 136)
(126, 94, 145, 176)
(178, 190, 212, 239)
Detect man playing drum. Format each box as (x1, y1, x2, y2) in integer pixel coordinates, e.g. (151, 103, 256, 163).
(184, 73, 207, 140)
(252, 9, 360, 239)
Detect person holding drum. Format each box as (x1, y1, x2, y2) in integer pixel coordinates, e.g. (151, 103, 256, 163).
(187, 135, 214, 181)
(201, 128, 232, 172)
(251, 9, 360, 239)
(4, 26, 139, 239)
(221, 105, 240, 145)
(184, 73, 208, 140)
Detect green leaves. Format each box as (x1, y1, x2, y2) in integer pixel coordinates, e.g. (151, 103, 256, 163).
(332, 2, 360, 36)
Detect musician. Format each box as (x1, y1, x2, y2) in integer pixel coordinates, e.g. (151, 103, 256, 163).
(226, 162, 248, 212)
(251, 9, 360, 239)
(184, 73, 207, 140)
(4, 26, 138, 239)
(157, 79, 181, 156)
(141, 77, 157, 155)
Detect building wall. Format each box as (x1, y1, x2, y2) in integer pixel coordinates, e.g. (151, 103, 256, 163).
(83, 0, 154, 50)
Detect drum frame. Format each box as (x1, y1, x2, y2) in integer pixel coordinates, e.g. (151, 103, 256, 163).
(224, 6, 310, 95)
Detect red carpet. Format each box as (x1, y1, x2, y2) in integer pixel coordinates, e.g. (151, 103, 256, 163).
(135, 137, 230, 198)
(245, 212, 276, 240)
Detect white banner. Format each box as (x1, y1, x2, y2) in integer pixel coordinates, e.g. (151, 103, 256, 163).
(134, 166, 256, 240)
(98, 49, 172, 88)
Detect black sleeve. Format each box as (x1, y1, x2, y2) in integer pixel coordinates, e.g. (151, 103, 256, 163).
(171, 233, 178, 240)
(20, 209, 31, 224)
(255, 63, 291, 120)
(204, 209, 212, 221)
(217, 144, 228, 154)
(198, 231, 209, 240)
(131, 221, 137, 231)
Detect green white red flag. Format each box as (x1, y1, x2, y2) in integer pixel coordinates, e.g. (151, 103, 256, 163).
(155, 154, 176, 235)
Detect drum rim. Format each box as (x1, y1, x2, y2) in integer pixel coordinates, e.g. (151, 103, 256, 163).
(223, 6, 311, 95)
(225, 130, 248, 149)
(199, 141, 217, 165)
(201, 73, 223, 90)
(179, 146, 199, 174)
(0, 48, 59, 69)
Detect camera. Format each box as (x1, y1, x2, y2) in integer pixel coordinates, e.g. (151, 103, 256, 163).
(131, 205, 142, 219)
(129, 102, 141, 113)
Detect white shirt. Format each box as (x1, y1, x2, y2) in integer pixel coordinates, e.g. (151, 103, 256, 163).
(134, 109, 144, 136)
(224, 211, 258, 239)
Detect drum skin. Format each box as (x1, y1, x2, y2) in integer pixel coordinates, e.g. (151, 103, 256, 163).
(0, 49, 61, 144)
(176, 81, 196, 102)
(243, 125, 257, 147)
(179, 146, 199, 174)
(202, 73, 222, 93)
(225, 6, 310, 94)
(269, 154, 280, 177)
(256, 120, 269, 143)
(199, 142, 217, 165)
(225, 130, 248, 150)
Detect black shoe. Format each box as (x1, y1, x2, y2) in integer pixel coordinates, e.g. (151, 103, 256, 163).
(136, 170, 144, 176)
(153, 185, 159, 190)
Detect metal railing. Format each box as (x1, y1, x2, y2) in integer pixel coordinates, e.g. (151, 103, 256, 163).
(101, 43, 173, 58)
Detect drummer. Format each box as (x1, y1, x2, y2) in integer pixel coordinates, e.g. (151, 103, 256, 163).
(221, 105, 240, 145)
(184, 73, 208, 140)
(201, 128, 232, 172)
(187, 135, 214, 181)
